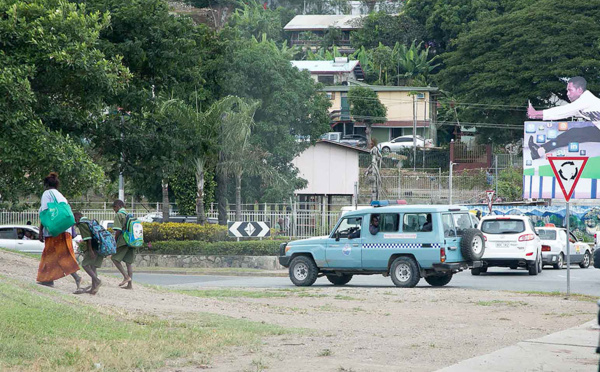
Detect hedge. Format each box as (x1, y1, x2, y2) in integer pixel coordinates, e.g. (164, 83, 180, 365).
(142, 222, 229, 242)
(140, 240, 284, 256)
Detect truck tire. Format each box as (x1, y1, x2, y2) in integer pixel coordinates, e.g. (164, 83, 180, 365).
(460, 228, 485, 261)
(471, 267, 481, 276)
(326, 274, 353, 286)
(289, 256, 318, 286)
(579, 251, 591, 268)
(390, 256, 420, 288)
(425, 273, 453, 287)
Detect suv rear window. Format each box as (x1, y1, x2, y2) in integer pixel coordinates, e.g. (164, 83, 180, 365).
(481, 219, 525, 234)
(537, 229, 556, 240)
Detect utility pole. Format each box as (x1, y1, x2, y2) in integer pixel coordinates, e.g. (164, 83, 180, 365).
(119, 112, 125, 201)
(413, 95, 417, 171)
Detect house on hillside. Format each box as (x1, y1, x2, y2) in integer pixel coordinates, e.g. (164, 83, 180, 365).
(291, 58, 365, 85)
(292, 140, 368, 209)
(284, 15, 364, 51)
(323, 85, 439, 145)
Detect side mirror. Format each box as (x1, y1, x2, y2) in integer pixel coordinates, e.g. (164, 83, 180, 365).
(335, 231, 340, 241)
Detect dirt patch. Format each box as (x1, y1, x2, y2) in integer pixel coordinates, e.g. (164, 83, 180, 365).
(1, 250, 596, 372)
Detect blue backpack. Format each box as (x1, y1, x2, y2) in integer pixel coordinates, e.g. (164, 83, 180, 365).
(82, 219, 117, 256)
(123, 213, 144, 247)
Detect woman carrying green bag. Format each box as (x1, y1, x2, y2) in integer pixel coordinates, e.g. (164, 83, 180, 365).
(36, 172, 82, 291)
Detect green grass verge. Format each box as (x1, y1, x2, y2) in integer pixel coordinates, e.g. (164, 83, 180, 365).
(515, 290, 600, 302)
(0, 277, 294, 372)
(176, 289, 288, 299)
(0, 247, 41, 259)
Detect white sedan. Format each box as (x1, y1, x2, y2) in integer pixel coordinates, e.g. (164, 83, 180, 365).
(0, 225, 45, 253)
(377, 135, 431, 153)
(537, 225, 592, 269)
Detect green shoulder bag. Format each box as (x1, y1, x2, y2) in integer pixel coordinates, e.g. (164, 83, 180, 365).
(39, 191, 75, 237)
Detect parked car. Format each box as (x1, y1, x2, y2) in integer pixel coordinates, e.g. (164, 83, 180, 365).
(319, 132, 367, 148)
(149, 216, 223, 224)
(377, 135, 432, 153)
(476, 215, 542, 275)
(0, 225, 44, 253)
(278, 202, 485, 288)
(100, 220, 114, 230)
(536, 225, 592, 269)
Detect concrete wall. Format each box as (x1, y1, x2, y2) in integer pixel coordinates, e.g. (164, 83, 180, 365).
(292, 142, 359, 195)
(100, 254, 283, 270)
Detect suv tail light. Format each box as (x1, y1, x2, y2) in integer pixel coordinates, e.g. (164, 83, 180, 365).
(518, 234, 535, 242)
(541, 245, 551, 252)
(440, 247, 446, 263)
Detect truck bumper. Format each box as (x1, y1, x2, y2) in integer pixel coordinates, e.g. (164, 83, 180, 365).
(278, 256, 291, 267)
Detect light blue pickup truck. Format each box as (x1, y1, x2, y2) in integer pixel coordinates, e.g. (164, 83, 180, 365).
(278, 202, 485, 287)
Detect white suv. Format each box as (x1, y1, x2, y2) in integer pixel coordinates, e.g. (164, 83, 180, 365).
(475, 215, 542, 275)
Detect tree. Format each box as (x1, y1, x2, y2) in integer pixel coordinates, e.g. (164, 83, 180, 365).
(0, 0, 129, 202)
(348, 87, 387, 147)
(351, 12, 425, 49)
(435, 0, 600, 144)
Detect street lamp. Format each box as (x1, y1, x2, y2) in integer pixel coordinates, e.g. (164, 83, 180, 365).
(449, 162, 458, 204)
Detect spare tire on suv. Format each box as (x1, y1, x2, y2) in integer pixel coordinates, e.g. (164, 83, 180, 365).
(460, 228, 485, 261)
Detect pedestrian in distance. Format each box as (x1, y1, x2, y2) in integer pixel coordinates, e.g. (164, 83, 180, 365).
(37, 172, 82, 291)
(111, 199, 134, 289)
(527, 76, 600, 159)
(74, 212, 103, 295)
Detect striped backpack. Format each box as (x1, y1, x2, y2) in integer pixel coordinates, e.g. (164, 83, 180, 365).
(82, 219, 117, 256)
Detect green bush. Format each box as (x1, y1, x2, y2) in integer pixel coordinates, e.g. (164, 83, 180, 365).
(142, 222, 229, 242)
(140, 240, 283, 256)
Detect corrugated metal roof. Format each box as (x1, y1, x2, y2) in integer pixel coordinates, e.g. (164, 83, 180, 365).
(323, 85, 439, 92)
(291, 60, 360, 73)
(284, 15, 364, 31)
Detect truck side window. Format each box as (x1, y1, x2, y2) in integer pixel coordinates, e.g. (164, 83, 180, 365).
(403, 213, 431, 232)
(442, 214, 456, 237)
(379, 213, 399, 233)
(332, 217, 362, 239)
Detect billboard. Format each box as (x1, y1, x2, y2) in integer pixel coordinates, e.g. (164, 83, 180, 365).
(523, 121, 600, 199)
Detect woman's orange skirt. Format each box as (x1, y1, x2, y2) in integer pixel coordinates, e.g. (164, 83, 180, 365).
(36, 232, 79, 282)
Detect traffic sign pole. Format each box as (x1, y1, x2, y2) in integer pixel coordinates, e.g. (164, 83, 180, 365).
(566, 202, 571, 297)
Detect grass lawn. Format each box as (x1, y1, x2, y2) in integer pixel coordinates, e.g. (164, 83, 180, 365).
(0, 276, 294, 372)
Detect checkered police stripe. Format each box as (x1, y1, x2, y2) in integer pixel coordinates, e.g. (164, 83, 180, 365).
(363, 243, 441, 249)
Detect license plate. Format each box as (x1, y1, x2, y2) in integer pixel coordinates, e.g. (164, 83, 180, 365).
(496, 242, 514, 248)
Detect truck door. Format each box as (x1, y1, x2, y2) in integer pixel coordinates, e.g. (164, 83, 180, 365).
(326, 216, 362, 268)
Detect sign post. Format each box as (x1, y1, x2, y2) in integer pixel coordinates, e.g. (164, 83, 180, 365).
(548, 157, 588, 297)
(486, 190, 495, 215)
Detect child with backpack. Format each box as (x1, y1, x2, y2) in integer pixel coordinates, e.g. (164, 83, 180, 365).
(111, 199, 140, 289)
(74, 212, 112, 295)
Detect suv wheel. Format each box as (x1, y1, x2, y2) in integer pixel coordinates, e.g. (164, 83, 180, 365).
(425, 273, 453, 287)
(289, 256, 318, 286)
(381, 146, 391, 154)
(528, 254, 540, 276)
(326, 274, 353, 286)
(460, 229, 485, 261)
(579, 251, 591, 268)
(390, 256, 420, 288)
(554, 253, 564, 270)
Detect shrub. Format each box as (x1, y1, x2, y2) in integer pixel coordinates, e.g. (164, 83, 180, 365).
(142, 222, 229, 242)
(140, 240, 283, 256)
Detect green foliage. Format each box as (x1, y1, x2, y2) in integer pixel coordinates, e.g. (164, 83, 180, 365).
(497, 167, 523, 201)
(348, 87, 387, 125)
(171, 168, 197, 215)
(435, 0, 600, 144)
(142, 240, 282, 256)
(351, 12, 426, 49)
(225, 1, 287, 43)
(142, 222, 229, 242)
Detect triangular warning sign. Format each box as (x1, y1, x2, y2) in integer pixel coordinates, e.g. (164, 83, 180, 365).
(486, 190, 495, 203)
(548, 157, 588, 201)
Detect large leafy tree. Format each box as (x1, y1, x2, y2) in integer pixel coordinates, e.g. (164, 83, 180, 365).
(436, 0, 600, 144)
(351, 12, 425, 49)
(348, 87, 387, 147)
(0, 0, 129, 202)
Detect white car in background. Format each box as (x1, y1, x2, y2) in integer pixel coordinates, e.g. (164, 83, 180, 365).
(536, 225, 592, 269)
(475, 215, 542, 276)
(0, 225, 44, 253)
(377, 135, 432, 154)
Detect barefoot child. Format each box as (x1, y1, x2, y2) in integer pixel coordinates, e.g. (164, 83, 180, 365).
(74, 212, 103, 295)
(111, 200, 134, 289)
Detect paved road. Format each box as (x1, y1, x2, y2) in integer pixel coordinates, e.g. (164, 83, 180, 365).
(132, 265, 600, 296)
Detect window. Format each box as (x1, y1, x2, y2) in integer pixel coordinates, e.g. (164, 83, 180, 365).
(403, 213, 431, 232)
(442, 214, 456, 237)
(376, 213, 399, 233)
(452, 213, 473, 236)
(480, 219, 525, 234)
(326, 92, 335, 100)
(0, 228, 16, 239)
(537, 229, 557, 240)
(332, 217, 362, 239)
(318, 75, 334, 84)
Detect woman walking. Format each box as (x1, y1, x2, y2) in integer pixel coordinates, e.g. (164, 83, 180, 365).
(37, 172, 81, 291)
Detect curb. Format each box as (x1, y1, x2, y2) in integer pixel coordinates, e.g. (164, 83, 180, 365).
(97, 268, 288, 277)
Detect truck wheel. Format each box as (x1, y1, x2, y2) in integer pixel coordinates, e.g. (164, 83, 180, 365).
(425, 273, 453, 287)
(553, 253, 564, 270)
(289, 256, 318, 286)
(471, 267, 481, 276)
(480, 266, 488, 273)
(326, 274, 353, 286)
(390, 256, 420, 288)
(579, 251, 591, 268)
(460, 229, 485, 261)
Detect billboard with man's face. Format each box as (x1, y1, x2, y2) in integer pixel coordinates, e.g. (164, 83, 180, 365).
(523, 121, 600, 199)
